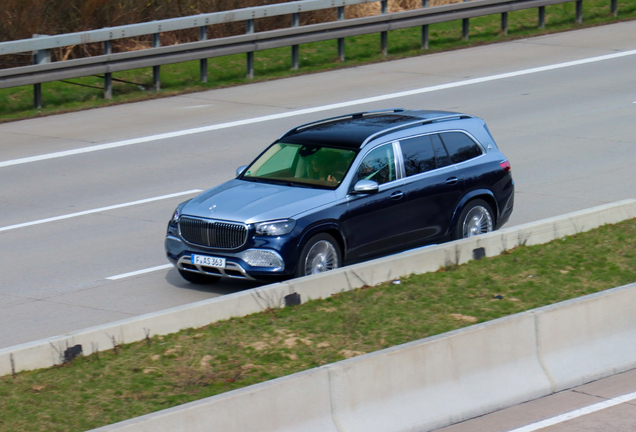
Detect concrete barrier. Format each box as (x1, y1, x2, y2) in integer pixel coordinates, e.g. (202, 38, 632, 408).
(535, 284, 636, 392)
(2, 199, 635, 377)
(328, 313, 551, 432)
(94, 367, 338, 432)
(92, 281, 636, 432)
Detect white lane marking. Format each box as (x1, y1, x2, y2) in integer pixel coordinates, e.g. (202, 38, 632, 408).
(506, 390, 636, 432)
(2, 49, 636, 169)
(178, 104, 216, 109)
(106, 264, 173, 280)
(0, 189, 202, 233)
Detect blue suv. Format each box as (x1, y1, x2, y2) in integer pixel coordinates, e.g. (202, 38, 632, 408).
(165, 109, 514, 284)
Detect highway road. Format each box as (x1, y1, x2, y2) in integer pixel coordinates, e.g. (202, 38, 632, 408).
(435, 368, 636, 432)
(1, 20, 635, 352)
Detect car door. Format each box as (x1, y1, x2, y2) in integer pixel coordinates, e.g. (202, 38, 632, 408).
(399, 134, 464, 245)
(341, 142, 409, 262)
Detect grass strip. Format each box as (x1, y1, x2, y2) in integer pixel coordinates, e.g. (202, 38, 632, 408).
(1, 219, 636, 431)
(1, 0, 636, 123)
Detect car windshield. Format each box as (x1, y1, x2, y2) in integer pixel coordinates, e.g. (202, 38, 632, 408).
(242, 143, 358, 189)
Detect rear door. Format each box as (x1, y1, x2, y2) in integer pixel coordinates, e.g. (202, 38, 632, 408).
(400, 134, 463, 245)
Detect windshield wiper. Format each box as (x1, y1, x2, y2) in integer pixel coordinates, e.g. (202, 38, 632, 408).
(242, 177, 296, 187)
(241, 177, 333, 190)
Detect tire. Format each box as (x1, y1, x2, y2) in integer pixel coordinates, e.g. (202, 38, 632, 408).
(452, 199, 494, 240)
(178, 269, 221, 284)
(295, 233, 341, 277)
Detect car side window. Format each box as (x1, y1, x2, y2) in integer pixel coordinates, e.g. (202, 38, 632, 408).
(430, 134, 451, 168)
(439, 132, 483, 164)
(353, 144, 396, 186)
(399, 135, 436, 177)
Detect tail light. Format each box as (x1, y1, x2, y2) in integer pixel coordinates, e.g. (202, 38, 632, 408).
(500, 160, 511, 172)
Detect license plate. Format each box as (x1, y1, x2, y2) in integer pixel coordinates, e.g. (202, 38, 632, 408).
(191, 254, 226, 268)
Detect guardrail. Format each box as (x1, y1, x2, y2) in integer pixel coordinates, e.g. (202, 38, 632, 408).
(0, 0, 620, 109)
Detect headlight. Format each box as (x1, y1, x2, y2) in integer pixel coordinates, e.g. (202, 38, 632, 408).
(171, 208, 181, 223)
(255, 219, 296, 236)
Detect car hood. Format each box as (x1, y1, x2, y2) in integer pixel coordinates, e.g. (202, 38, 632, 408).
(181, 179, 337, 224)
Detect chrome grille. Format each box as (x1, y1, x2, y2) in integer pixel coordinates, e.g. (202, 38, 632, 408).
(179, 217, 247, 249)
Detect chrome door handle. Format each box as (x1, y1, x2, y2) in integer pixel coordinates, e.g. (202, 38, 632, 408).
(445, 177, 459, 185)
(391, 191, 404, 200)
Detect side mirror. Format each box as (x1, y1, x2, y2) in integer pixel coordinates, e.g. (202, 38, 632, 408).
(352, 179, 379, 194)
(236, 165, 248, 177)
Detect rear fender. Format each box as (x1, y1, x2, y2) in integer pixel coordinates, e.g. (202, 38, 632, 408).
(448, 189, 498, 235)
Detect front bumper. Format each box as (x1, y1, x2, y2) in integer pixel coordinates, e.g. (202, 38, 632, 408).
(165, 235, 287, 281)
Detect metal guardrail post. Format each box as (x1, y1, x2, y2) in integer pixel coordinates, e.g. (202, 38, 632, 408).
(337, 6, 345, 61)
(32, 34, 50, 109)
(381, 0, 388, 56)
(611, 0, 618, 16)
(538, 6, 546, 28)
(501, 12, 508, 35)
(246, 19, 255, 79)
(291, 13, 300, 70)
(422, 0, 429, 49)
(576, 0, 583, 23)
(103, 41, 112, 99)
(462, 0, 470, 41)
(199, 26, 208, 83)
(152, 33, 161, 90)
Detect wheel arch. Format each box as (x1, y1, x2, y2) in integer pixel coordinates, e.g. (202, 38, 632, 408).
(449, 189, 498, 237)
(294, 222, 346, 267)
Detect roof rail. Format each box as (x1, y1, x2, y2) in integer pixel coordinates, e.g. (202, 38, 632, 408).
(361, 114, 474, 147)
(278, 108, 406, 140)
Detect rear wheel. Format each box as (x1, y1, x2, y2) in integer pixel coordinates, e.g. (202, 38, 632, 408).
(295, 233, 341, 277)
(452, 199, 494, 239)
(178, 269, 221, 284)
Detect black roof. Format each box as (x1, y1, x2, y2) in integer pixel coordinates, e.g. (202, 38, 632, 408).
(279, 109, 467, 149)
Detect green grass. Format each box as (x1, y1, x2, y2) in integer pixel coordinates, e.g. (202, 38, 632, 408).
(1, 0, 635, 122)
(1, 219, 636, 431)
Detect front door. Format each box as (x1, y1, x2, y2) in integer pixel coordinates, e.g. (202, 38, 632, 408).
(341, 143, 409, 262)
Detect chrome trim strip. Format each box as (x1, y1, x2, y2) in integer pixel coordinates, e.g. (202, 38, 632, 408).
(392, 140, 405, 179)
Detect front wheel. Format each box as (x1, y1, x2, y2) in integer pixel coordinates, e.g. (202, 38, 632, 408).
(295, 233, 341, 277)
(452, 199, 494, 240)
(178, 269, 221, 284)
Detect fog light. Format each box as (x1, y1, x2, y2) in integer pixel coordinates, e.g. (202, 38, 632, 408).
(240, 250, 284, 269)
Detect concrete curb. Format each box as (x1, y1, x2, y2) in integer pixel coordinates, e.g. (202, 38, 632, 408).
(1, 198, 635, 377)
(93, 281, 636, 432)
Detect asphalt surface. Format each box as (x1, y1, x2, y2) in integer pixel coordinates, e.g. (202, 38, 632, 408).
(1, 21, 635, 352)
(435, 368, 636, 432)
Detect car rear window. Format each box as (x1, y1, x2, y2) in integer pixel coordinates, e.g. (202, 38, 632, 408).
(399, 135, 436, 177)
(439, 132, 483, 164)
